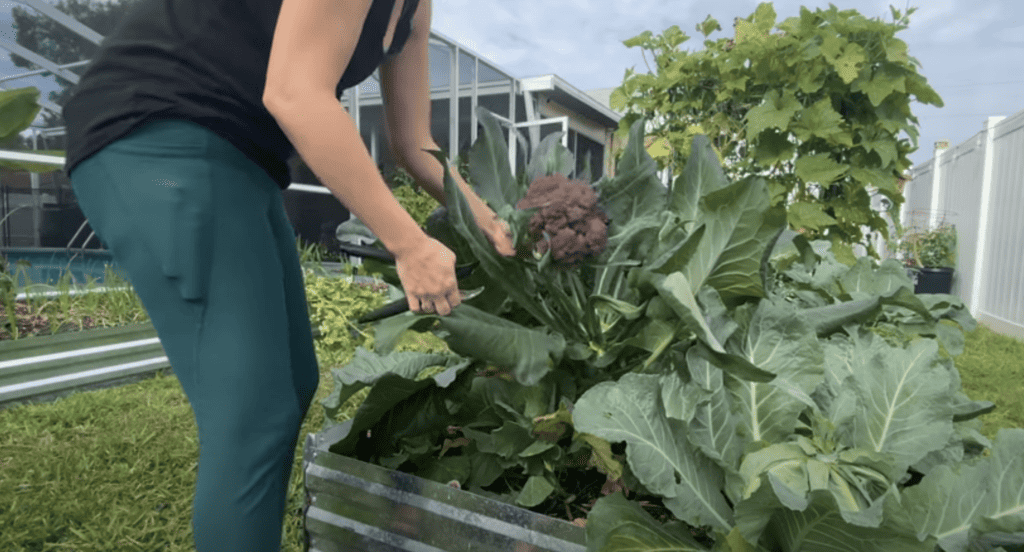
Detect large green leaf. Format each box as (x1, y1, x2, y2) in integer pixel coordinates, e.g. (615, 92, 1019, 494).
(525, 130, 574, 183)
(838, 257, 913, 300)
(669, 134, 732, 223)
(904, 428, 1024, 552)
(585, 492, 710, 552)
(428, 303, 566, 387)
(573, 373, 735, 532)
(469, 107, 519, 210)
(595, 213, 662, 300)
(595, 117, 667, 236)
(683, 177, 779, 300)
(762, 490, 935, 552)
(321, 347, 454, 422)
(635, 269, 776, 383)
(737, 438, 898, 528)
(685, 347, 744, 471)
(803, 286, 933, 337)
(724, 301, 825, 446)
(327, 350, 475, 457)
(847, 336, 954, 473)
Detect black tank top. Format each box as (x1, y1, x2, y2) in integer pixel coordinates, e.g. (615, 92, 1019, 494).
(62, 0, 420, 190)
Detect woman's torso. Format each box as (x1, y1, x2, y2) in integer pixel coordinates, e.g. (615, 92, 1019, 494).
(62, 0, 420, 191)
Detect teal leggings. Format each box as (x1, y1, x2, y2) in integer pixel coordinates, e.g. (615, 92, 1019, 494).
(70, 119, 319, 552)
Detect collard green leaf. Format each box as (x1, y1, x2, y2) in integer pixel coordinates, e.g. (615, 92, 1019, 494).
(904, 429, 1024, 552)
(585, 492, 709, 552)
(650, 223, 706, 275)
(849, 336, 954, 473)
(707, 201, 786, 300)
(950, 396, 997, 424)
(573, 373, 735, 531)
(725, 301, 825, 445)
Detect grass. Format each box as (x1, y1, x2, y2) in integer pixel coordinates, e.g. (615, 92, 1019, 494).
(2, 240, 1024, 550)
(954, 323, 1024, 439)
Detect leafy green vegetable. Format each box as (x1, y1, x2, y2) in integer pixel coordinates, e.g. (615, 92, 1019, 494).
(318, 105, 1021, 552)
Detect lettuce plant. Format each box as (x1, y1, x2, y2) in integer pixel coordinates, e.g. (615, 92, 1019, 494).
(319, 107, 1023, 551)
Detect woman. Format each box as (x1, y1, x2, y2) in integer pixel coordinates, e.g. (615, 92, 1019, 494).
(61, 0, 514, 550)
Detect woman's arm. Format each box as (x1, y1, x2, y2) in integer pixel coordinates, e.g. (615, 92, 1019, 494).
(379, 0, 495, 221)
(263, 0, 426, 258)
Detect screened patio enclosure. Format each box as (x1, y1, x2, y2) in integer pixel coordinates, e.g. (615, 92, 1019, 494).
(0, 0, 621, 257)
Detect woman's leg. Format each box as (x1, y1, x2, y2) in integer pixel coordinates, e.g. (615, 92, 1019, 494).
(70, 119, 319, 552)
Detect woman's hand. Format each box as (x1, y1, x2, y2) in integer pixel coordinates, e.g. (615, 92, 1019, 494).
(393, 236, 461, 316)
(475, 211, 515, 257)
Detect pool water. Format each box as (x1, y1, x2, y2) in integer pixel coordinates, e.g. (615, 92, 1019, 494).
(1, 247, 130, 290)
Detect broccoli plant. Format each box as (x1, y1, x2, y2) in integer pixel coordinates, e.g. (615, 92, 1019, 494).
(516, 174, 610, 267)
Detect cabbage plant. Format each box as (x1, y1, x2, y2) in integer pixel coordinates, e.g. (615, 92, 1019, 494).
(320, 107, 1023, 552)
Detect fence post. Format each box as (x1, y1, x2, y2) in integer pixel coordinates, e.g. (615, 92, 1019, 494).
(969, 116, 1007, 317)
(929, 143, 947, 229)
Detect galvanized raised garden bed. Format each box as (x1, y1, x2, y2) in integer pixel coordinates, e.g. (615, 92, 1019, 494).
(302, 421, 587, 552)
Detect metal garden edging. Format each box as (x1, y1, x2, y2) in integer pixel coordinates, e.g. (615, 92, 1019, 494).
(1, 265, 385, 409)
(303, 420, 588, 552)
(0, 322, 169, 409)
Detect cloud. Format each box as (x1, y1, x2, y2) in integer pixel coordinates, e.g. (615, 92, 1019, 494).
(930, 5, 1000, 43)
(995, 25, 1024, 43)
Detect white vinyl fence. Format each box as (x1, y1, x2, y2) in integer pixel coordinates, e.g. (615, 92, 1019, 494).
(902, 111, 1024, 340)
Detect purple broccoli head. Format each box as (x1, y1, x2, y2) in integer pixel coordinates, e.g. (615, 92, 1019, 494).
(515, 174, 610, 267)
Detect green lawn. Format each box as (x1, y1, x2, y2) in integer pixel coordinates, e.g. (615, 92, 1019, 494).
(2, 249, 1023, 551)
(954, 324, 1024, 438)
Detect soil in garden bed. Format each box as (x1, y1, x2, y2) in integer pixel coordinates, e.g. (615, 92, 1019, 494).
(0, 298, 113, 341)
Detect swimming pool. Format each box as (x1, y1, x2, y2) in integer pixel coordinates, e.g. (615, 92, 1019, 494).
(1, 247, 131, 297)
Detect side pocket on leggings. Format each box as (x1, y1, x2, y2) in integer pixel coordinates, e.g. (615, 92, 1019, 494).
(156, 178, 215, 302)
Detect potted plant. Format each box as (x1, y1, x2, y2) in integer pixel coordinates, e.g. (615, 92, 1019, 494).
(302, 107, 1022, 552)
(899, 223, 957, 294)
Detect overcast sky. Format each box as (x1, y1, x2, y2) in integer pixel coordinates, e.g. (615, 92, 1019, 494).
(2, 0, 1022, 169)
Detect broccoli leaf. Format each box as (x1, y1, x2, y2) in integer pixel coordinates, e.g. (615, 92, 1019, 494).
(585, 492, 710, 552)
(670, 134, 733, 225)
(595, 117, 667, 236)
(525, 130, 574, 184)
(723, 300, 825, 446)
(903, 429, 1024, 552)
(573, 373, 736, 532)
(469, 107, 519, 211)
(847, 335, 955, 474)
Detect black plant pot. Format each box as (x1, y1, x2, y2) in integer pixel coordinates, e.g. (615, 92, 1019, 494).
(913, 267, 954, 294)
